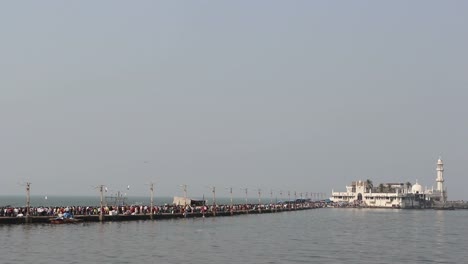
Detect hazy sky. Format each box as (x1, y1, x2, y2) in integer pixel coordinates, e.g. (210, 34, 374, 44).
(1, 1, 467, 200)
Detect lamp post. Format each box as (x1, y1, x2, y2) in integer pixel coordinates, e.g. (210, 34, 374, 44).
(150, 182, 154, 220)
(257, 188, 261, 205)
(179, 184, 188, 206)
(257, 188, 262, 213)
(280, 190, 283, 210)
(278, 190, 282, 211)
(294, 191, 297, 210)
(25, 182, 31, 223)
(99, 185, 105, 222)
(240, 188, 248, 214)
(300, 192, 303, 208)
(226, 187, 233, 214)
(209, 186, 216, 216)
(270, 189, 273, 212)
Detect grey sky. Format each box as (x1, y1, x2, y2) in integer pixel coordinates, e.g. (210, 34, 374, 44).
(1, 1, 467, 200)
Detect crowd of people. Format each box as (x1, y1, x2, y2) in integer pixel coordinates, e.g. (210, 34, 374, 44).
(0, 200, 327, 218)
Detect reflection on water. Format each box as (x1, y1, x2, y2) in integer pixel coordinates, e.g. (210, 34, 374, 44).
(433, 211, 447, 263)
(1, 209, 468, 264)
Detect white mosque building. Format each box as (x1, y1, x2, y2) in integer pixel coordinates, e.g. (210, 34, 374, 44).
(330, 158, 447, 208)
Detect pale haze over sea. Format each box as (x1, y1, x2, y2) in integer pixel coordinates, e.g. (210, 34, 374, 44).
(1, 1, 467, 200)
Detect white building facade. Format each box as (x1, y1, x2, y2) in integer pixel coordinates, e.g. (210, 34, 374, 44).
(330, 158, 447, 208)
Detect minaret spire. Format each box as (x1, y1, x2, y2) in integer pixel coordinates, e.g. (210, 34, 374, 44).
(436, 158, 444, 191)
(436, 157, 446, 202)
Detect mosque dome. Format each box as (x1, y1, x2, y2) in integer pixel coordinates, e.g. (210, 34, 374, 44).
(412, 181, 422, 194)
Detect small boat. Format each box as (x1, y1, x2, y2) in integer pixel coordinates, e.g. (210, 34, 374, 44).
(50, 212, 82, 224)
(50, 217, 82, 224)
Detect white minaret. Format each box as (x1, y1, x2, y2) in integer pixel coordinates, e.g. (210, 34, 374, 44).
(436, 157, 445, 194)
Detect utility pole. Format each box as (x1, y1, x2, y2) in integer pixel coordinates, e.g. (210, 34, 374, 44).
(226, 187, 233, 214)
(206, 186, 216, 216)
(258, 188, 262, 205)
(294, 191, 297, 210)
(257, 188, 262, 213)
(25, 182, 31, 223)
(270, 189, 273, 212)
(99, 185, 105, 222)
(180, 184, 188, 206)
(150, 182, 154, 220)
(240, 187, 248, 214)
(211, 186, 216, 207)
(300, 192, 303, 208)
(279, 190, 283, 212)
(270, 189, 273, 205)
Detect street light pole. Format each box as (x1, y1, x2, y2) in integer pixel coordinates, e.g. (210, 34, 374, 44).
(226, 187, 233, 214)
(300, 192, 303, 208)
(270, 189, 273, 205)
(258, 188, 261, 205)
(279, 190, 283, 212)
(99, 185, 104, 222)
(212, 186, 216, 207)
(25, 182, 31, 223)
(257, 188, 262, 213)
(150, 182, 154, 220)
(294, 191, 297, 210)
(240, 188, 248, 214)
(180, 184, 188, 206)
(229, 187, 233, 208)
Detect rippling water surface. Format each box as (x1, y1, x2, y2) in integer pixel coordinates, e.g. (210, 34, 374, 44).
(1, 209, 467, 264)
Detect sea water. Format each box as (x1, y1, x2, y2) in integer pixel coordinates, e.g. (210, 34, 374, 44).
(0, 207, 467, 264)
(0, 195, 269, 207)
